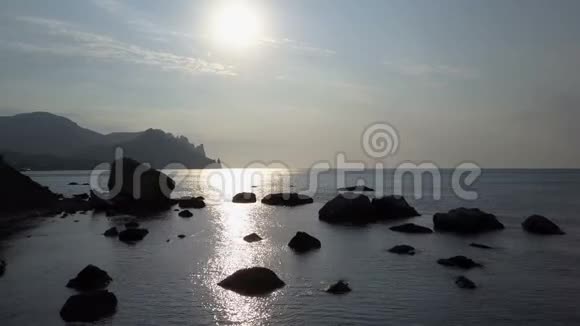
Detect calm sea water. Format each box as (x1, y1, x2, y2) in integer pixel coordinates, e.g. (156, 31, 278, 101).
(1, 169, 580, 325)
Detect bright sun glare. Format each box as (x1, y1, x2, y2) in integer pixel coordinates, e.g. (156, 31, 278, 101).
(211, 3, 263, 50)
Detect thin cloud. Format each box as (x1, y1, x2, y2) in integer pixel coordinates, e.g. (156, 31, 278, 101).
(10, 16, 235, 76)
(382, 61, 479, 80)
(260, 38, 336, 57)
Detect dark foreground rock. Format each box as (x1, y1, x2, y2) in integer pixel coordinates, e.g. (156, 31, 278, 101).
(178, 196, 206, 209)
(60, 290, 117, 322)
(261, 193, 313, 206)
(0, 260, 5, 277)
(372, 196, 420, 220)
(73, 193, 89, 200)
(469, 243, 493, 249)
(232, 192, 257, 203)
(288, 232, 321, 253)
(107, 157, 175, 209)
(389, 223, 433, 234)
(118, 228, 149, 243)
(319, 194, 374, 224)
(103, 227, 119, 237)
(243, 233, 263, 243)
(66, 265, 112, 291)
(437, 256, 482, 269)
(455, 276, 477, 289)
(388, 245, 416, 255)
(218, 267, 285, 296)
(433, 208, 504, 234)
(522, 215, 565, 235)
(178, 210, 193, 218)
(326, 280, 352, 294)
(338, 185, 374, 192)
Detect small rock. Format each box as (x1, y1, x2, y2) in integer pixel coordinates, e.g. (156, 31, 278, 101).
(68, 182, 79, 186)
(261, 193, 313, 206)
(390, 223, 433, 234)
(118, 228, 149, 243)
(103, 227, 119, 237)
(434, 208, 504, 234)
(243, 233, 263, 243)
(178, 210, 193, 218)
(66, 265, 112, 291)
(469, 243, 493, 249)
(288, 232, 321, 253)
(60, 290, 117, 322)
(522, 215, 565, 235)
(388, 245, 415, 255)
(372, 195, 420, 220)
(217, 267, 285, 296)
(455, 276, 477, 289)
(233, 192, 257, 203)
(178, 234, 186, 239)
(437, 256, 483, 269)
(178, 196, 206, 209)
(0, 260, 6, 277)
(338, 185, 374, 191)
(74, 220, 79, 223)
(326, 280, 351, 294)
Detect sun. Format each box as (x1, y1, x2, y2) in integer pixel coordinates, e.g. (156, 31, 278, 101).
(211, 3, 263, 50)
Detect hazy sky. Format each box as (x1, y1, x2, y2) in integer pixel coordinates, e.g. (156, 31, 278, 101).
(1, 0, 579, 168)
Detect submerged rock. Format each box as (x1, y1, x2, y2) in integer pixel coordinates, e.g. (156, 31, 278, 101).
(469, 243, 493, 249)
(372, 196, 420, 220)
(433, 208, 504, 234)
(437, 256, 483, 269)
(338, 185, 374, 192)
(118, 228, 149, 243)
(178, 196, 206, 209)
(218, 267, 285, 296)
(232, 192, 257, 203)
(455, 276, 477, 289)
(326, 280, 352, 294)
(389, 223, 433, 234)
(60, 290, 117, 322)
(319, 193, 374, 224)
(522, 215, 565, 235)
(288, 231, 321, 253)
(66, 265, 112, 291)
(387, 245, 416, 255)
(103, 227, 119, 237)
(243, 233, 263, 243)
(261, 193, 313, 206)
(178, 210, 193, 218)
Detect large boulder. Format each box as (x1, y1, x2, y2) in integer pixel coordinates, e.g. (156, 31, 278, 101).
(288, 231, 321, 253)
(217, 267, 285, 296)
(433, 208, 504, 234)
(326, 280, 352, 294)
(387, 245, 416, 255)
(178, 196, 206, 209)
(318, 194, 374, 224)
(372, 196, 420, 220)
(0, 157, 59, 212)
(232, 192, 257, 203)
(107, 158, 175, 208)
(66, 265, 112, 291)
(261, 193, 313, 206)
(118, 228, 149, 243)
(522, 215, 565, 235)
(389, 223, 433, 234)
(437, 256, 482, 269)
(59, 290, 117, 322)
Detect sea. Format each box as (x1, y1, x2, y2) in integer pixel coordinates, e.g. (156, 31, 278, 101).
(1, 169, 580, 325)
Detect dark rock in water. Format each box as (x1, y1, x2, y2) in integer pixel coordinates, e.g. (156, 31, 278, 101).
(178, 210, 193, 218)
(388, 245, 416, 255)
(243, 233, 263, 243)
(107, 157, 175, 209)
(433, 208, 504, 234)
(0, 157, 59, 212)
(469, 243, 493, 249)
(68, 182, 79, 186)
(174, 208, 179, 211)
(261, 193, 313, 207)
(178, 234, 186, 239)
(103, 227, 118, 237)
(82, 183, 90, 186)
(438, 256, 482, 269)
(455, 276, 477, 289)
(66, 265, 112, 291)
(338, 185, 374, 192)
(74, 220, 79, 223)
(319, 193, 374, 224)
(232, 192, 257, 203)
(326, 280, 351, 294)
(0, 260, 6, 277)
(118, 228, 149, 243)
(217, 267, 285, 296)
(60, 290, 117, 322)
(522, 215, 565, 235)
(89, 190, 112, 211)
(125, 221, 139, 228)
(390, 223, 433, 234)
(73, 193, 89, 200)
(178, 196, 206, 209)
(372, 196, 420, 220)
(288, 231, 321, 253)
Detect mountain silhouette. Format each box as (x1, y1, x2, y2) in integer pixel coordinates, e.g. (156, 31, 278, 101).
(0, 112, 219, 170)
